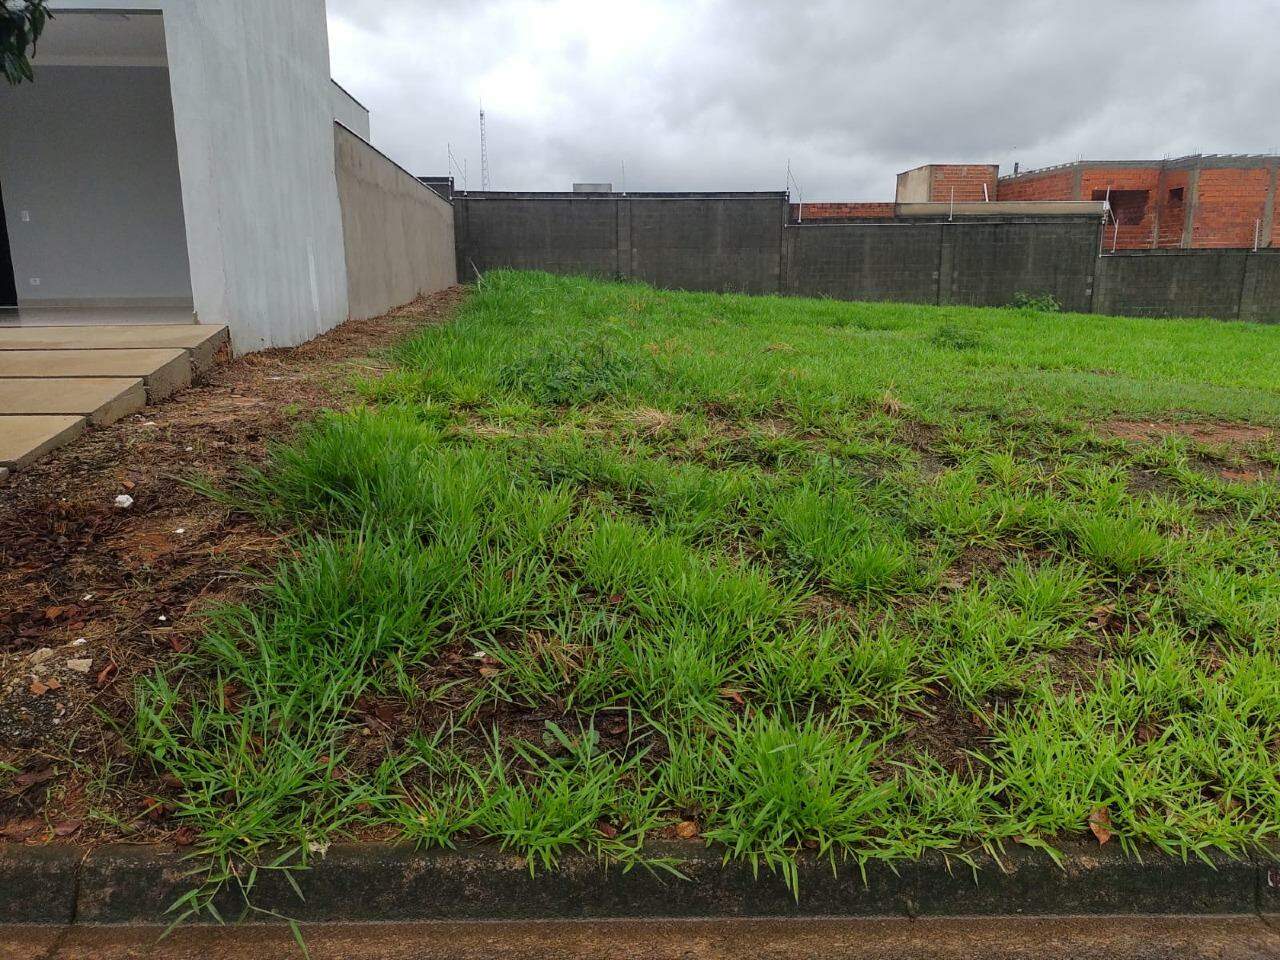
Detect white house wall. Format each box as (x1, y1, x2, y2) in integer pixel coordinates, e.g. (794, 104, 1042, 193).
(0, 64, 192, 303)
(51, 0, 353, 352)
(331, 81, 371, 141)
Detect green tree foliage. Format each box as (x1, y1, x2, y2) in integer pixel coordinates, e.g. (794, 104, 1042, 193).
(1, 0, 52, 84)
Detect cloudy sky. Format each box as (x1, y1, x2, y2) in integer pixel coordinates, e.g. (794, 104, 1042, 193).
(327, 0, 1280, 201)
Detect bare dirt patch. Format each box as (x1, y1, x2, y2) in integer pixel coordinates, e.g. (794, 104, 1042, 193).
(1101, 418, 1276, 446)
(0, 287, 464, 842)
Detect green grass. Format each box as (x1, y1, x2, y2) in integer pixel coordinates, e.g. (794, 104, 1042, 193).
(134, 271, 1280, 912)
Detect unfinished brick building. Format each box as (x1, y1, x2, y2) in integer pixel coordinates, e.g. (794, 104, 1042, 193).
(896, 164, 999, 203)
(792, 165, 998, 221)
(998, 155, 1280, 249)
(796, 155, 1279, 250)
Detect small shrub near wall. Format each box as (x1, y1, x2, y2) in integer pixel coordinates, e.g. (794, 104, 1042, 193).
(1009, 292, 1063, 313)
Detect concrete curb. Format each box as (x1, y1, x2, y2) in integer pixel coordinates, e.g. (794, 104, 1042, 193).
(1, 841, 1275, 926)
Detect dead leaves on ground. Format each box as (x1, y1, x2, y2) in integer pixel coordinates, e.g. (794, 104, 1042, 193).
(1088, 806, 1113, 845)
(675, 819, 700, 840)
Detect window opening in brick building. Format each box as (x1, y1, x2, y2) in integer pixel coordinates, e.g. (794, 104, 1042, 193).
(1168, 187, 1185, 202)
(1092, 188, 1149, 225)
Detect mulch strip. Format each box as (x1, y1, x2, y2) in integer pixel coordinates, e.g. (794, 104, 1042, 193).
(0, 288, 464, 844)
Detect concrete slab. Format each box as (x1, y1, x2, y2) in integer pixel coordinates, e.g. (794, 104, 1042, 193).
(0, 324, 229, 371)
(0, 414, 86, 469)
(0, 377, 146, 425)
(0, 349, 192, 401)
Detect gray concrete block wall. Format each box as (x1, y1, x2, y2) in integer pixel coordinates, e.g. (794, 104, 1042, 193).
(628, 197, 786, 294)
(783, 219, 1098, 311)
(1093, 250, 1252, 320)
(941, 221, 1098, 313)
(784, 223, 943, 303)
(456, 197, 619, 281)
(452, 194, 1280, 323)
(1240, 254, 1280, 323)
(334, 124, 457, 321)
(453, 194, 786, 294)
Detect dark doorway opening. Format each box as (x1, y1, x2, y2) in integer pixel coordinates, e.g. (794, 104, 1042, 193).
(0, 177, 17, 307)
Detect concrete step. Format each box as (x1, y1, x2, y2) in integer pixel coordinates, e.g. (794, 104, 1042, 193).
(0, 377, 146, 425)
(0, 324, 229, 371)
(0, 348, 191, 401)
(0, 414, 86, 469)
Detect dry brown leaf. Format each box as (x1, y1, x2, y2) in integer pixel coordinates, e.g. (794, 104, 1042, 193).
(28, 680, 50, 697)
(1, 819, 42, 841)
(52, 819, 82, 837)
(675, 820, 700, 840)
(718, 687, 746, 706)
(13, 767, 57, 789)
(1088, 806, 1112, 845)
(144, 797, 168, 822)
(596, 820, 619, 839)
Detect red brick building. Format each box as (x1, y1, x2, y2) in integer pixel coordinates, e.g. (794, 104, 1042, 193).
(794, 155, 1279, 250)
(998, 155, 1279, 249)
(896, 163, 998, 203)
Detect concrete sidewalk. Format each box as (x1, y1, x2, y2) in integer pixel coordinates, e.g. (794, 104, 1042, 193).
(0, 324, 228, 473)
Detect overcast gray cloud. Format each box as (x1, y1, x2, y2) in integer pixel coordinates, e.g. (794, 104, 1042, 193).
(326, 0, 1280, 200)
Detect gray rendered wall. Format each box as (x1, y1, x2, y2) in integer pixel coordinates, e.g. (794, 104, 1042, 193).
(334, 123, 457, 322)
(0, 65, 191, 303)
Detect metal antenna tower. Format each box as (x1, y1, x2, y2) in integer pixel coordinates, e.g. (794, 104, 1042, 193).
(479, 105, 491, 191)
(447, 142, 468, 193)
